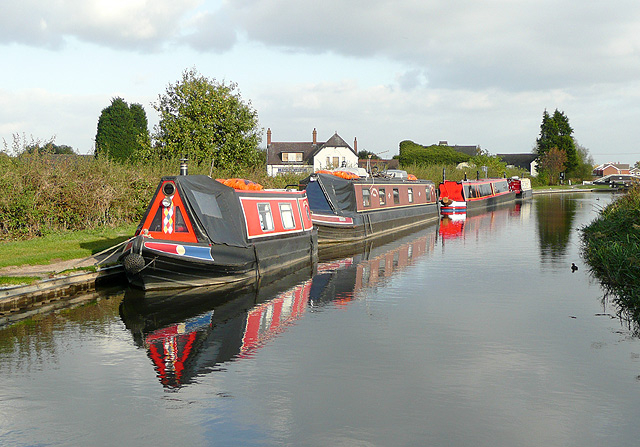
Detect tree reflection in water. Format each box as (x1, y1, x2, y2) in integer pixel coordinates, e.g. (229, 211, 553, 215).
(535, 194, 578, 266)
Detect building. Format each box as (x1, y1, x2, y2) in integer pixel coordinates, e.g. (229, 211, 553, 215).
(266, 128, 359, 176)
(497, 153, 539, 177)
(593, 162, 630, 177)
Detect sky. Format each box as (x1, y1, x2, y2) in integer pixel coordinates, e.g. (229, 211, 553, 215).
(1, 0, 640, 165)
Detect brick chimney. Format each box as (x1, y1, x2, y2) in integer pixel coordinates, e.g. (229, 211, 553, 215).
(354, 137, 358, 153)
(267, 128, 272, 146)
(312, 128, 317, 145)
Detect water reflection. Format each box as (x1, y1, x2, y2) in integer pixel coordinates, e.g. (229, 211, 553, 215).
(439, 202, 529, 242)
(120, 223, 438, 389)
(535, 194, 578, 265)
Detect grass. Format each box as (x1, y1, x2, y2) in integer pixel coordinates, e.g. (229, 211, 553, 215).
(0, 276, 38, 286)
(0, 223, 137, 269)
(581, 186, 640, 319)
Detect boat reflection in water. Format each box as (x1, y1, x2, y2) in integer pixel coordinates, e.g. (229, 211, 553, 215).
(439, 201, 530, 242)
(120, 222, 439, 389)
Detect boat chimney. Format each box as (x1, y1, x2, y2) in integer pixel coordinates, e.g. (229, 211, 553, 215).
(442, 168, 446, 182)
(464, 172, 468, 181)
(180, 158, 188, 176)
(476, 171, 480, 180)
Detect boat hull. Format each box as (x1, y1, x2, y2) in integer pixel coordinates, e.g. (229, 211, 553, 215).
(122, 232, 317, 291)
(517, 189, 533, 200)
(312, 202, 439, 243)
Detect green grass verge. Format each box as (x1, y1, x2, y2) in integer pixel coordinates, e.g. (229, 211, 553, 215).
(0, 224, 137, 269)
(0, 276, 39, 286)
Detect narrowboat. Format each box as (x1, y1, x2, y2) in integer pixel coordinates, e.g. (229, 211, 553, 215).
(299, 169, 440, 243)
(508, 176, 533, 199)
(438, 176, 515, 215)
(120, 172, 316, 290)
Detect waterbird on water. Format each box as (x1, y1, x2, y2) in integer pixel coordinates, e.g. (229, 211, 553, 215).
(571, 263, 578, 272)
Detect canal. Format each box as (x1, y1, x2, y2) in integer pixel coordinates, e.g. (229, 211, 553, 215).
(2, 192, 640, 447)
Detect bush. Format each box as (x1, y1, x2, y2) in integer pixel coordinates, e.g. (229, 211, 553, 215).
(398, 141, 470, 166)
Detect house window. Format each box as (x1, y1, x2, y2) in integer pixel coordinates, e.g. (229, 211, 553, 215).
(379, 188, 386, 206)
(363, 189, 371, 207)
(282, 152, 303, 162)
(408, 188, 414, 203)
(258, 203, 274, 231)
(279, 203, 295, 229)
(332, 157, 339, 168)
(393, 188, 400, 204)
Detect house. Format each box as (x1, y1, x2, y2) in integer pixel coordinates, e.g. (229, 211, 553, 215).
(497, 153, 539, 177)
(266, 128, 359, 176)
(631, 166, 640, 176)
(593, 162, 630, 177)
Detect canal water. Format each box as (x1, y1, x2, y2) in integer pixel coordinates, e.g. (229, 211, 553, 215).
(2, 192, 639, 447)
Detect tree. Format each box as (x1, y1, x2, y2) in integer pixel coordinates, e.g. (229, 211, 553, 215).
(538, 147, 567, 185)
(536, 109, 578, 175)
(152, 68, 262, 169)
(358, 150, 379, 159)
(573, 140, 595, 180)
(95, 97, 149, 161)
(24, 142, 75, 155)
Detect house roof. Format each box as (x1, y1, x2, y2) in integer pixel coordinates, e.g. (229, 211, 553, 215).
(497, 153, 538, 166)
(267, 132, 354, 165)
(595, 162, 630, 170)
(452, 145, 480, 157)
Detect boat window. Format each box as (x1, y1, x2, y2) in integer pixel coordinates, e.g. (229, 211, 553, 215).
(149, 207, 163, 232)
(258, 203, 274, 231)
(393, 188, 400, 204)
(174, 207, 189, 233)
(363, 188, 371, 207)
(279, 203, 296, 229)
(479, 183, 493, 197)
(379, 188, 386, 206)
(493, 180, 509, 194)
(464, 185, 473, 199)
(408, 188, 414, 203)
(191, 190, 223, 218)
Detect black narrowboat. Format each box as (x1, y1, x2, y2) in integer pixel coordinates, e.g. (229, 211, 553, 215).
(120, 174, 316, 290)
(299, 170, 440, 243)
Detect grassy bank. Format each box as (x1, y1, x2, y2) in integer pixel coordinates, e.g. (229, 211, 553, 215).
(0, 224, 137, 269)
(581, 186, 640, 321)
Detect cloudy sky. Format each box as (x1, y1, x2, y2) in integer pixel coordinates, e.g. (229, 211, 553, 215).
(1, 0, 639, 164)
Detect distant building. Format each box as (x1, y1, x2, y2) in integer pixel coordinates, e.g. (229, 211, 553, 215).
(266, 128, 358, 176)
(593, 162, 630, 177)
(439, 141, 481, 157)
(497, 153, 539, 177)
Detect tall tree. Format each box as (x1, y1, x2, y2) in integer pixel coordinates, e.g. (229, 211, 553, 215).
(153, 68, 261, 169)
(95, 97, 149, 161)
(538, 147, 568, 185)
(536, 109, 578, 175)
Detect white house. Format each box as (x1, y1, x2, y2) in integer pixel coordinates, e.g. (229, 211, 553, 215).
(266, 128, 359, 176)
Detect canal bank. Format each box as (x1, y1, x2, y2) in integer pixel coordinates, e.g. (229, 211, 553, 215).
(0, 247, 125, 326)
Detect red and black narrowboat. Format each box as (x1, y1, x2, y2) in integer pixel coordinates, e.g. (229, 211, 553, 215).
(507, 176, 533, 200)
(438, 177, 515, 216)
(299, 170, 440, 243)
(120, 173, 316, 290)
